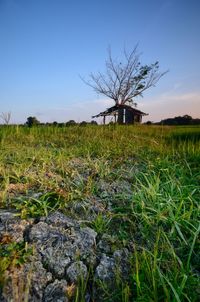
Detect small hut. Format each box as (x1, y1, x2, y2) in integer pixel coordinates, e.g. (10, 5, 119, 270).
(92, 104, 148, 124)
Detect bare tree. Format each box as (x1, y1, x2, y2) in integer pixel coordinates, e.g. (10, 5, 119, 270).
(0, 111, 11, 125)
(83, 46, 167, 106)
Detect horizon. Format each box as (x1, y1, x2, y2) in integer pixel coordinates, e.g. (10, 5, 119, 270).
(0, 0, 200, 124)
(1, 111, 199, 125)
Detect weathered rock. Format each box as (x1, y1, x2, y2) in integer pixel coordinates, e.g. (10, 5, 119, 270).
(95, 249, 130, 282)
(28, 213, 97, 279)
(66, 261, 87, 283)
(0, 210, 130, 302)
(113, 248, 130, 277)
(97, 234, 118, 254)
(74, 227, 97, 266)
(0, 209, 33, 242)
(76, 227, 97, 250)
(26, 260, 53, 301)
(43, 279, 68, 302)
(0, 209, 19, 223)
(28, 221, 71, 245)
(97, 180, 132, 197)
(1, 259, 52, 302)
(66, 197, 106, 221)
(45, 211, 78, 229)
(43, 249, 71, 279)
(95, 254, 115, 282)
(94, 249, 130, 302)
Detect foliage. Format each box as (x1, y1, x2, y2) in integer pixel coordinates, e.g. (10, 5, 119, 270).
(13, 192, 63, 218)
(26, 116, 40, 127)
(66, 120, 77, 126)
(84, 46, 167, 106)
(0, 241, 32, 288)
(158, 115, 200, 125)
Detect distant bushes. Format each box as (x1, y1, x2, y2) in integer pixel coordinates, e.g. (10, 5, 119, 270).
(24, 117, 98, 127)
(157, 115, 200, 125)
(20, 114, 200, 127)
(26, 116, 40, 127)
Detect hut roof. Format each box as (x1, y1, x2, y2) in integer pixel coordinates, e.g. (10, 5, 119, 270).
(92, 104, 148, 118)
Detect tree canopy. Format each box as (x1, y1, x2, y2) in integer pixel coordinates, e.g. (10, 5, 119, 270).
(26, 116, 40, 127)
(84, 46, 167, 106)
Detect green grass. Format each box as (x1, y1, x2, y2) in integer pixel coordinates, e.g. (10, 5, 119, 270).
(0, 124, 199, 301)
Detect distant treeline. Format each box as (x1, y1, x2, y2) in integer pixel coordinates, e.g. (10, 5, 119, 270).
(145, 115, 200, 126)
(1, 115, 200, 127)
(24, 117, 98, 127)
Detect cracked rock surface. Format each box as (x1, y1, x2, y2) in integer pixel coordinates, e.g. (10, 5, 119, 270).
(0, 210, 130, 301)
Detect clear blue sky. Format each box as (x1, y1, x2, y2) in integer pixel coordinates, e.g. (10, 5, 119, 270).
(0, 0, 199, 123)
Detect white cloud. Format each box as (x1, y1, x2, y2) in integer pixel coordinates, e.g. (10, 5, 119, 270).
(141, 91, 200, 122)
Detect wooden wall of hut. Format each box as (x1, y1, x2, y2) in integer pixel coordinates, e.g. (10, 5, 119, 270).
(125, 109, 134, 124)
(118, 107, 135, 124)
(117, 108, 124, 124)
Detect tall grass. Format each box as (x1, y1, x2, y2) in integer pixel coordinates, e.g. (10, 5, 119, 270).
(0, 124, 199, 301)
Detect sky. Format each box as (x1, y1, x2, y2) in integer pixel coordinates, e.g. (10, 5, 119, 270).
(0, 0, 199, 124)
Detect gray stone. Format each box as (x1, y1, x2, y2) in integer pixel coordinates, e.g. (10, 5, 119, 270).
(95, 254, 115, 282)
(113, 248, 129, 260)
(0, 209, 33, 242)
(74, 227, 97, 265)
(95, 249, 130, 283)
(97, 234, 117, 254)
(45, 254, 71, 279)
(45, 211, 78, 228)
(0, 210, 132, 302)
(42, 246, 72, 278)
(1, 259, 52, 302)
(66, 261, 87, 283)
(43, 279, 68, 302)
(28, 222, 70, 245)
(113, 248, 130, 277)
(29, 222, 52, 242)
(28, 214, 97, 279)
(97, 180, 132, 197)
(26, 260, 52, 301)
(65, 197, 106, 222)
(77, 227, 97, 249)
(0, 209, 19, 222)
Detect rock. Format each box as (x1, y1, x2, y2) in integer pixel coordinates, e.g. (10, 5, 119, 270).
(28, 222, 73, 278)
(113, 248, 130, 277)
(0, 209, 33, 242)
(43, 250, 71, 279)
(28, 222, 70, 244)
(97, 234, 118, 254)
(77, 227, 97, 250)
(28, 214, 97, 279)
(45, 211, 78, 229)
(94, 249, 130, 302)
(26, 260, 52, 301)
(0, 210, 131, 302)
(113, 248, 129, 260)
(66, 261, 87, 283)
(95, 254, 115, 282)
(1, 259, 52, 302)
(0, 209, 19, 222)
(97, 180, 132, 197)
(65, 197, 106, 222)
(95, 249, 130, 282)
(74, 227, 97, 266)
(43, 279, 68, 302)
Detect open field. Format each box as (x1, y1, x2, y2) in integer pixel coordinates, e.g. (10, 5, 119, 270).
(0, 125, 200, 301)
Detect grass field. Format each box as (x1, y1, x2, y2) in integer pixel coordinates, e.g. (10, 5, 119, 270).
(0, 124, 199, 301)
